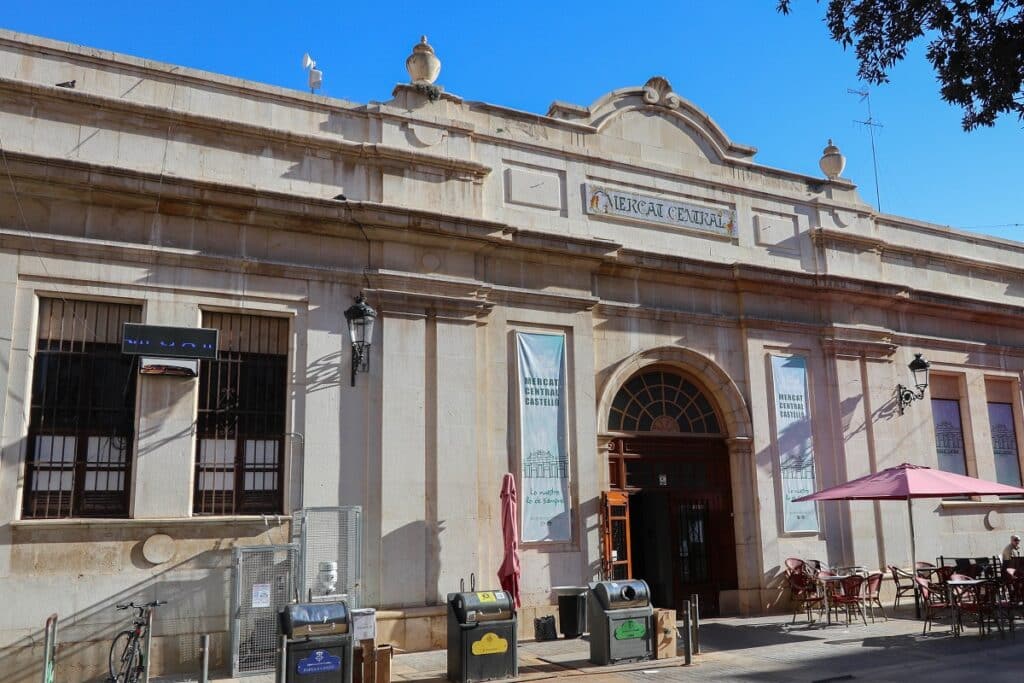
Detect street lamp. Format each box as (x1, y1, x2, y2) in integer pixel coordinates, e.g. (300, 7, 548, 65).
(896, 353, 931, 415)
(344, 293, 377, 386)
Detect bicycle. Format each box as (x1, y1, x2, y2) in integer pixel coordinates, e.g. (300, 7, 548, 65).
(108, 600, 166, 683)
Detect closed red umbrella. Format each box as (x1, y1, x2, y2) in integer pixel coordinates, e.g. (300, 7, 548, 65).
(795, 463, 1024, 565)
(498, 473, 521, 607)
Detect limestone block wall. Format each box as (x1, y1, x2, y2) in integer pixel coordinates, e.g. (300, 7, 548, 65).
(0, 521, 289, 683)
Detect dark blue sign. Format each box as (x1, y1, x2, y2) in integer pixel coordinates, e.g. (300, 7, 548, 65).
(296, 650, 341, 675)
(121, 323, 219, 359)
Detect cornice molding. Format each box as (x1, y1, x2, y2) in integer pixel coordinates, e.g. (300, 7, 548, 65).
(5, 152, 1024, 329)
(0, 76, 492, 181)
(812, 227, 1024, 278)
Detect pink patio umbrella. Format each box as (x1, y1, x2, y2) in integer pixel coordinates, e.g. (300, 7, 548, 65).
(794, 463, 1024, 566)
(498, 473, 521, 607)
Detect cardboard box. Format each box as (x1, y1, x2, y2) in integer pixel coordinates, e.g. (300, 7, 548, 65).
(654, 608, 677, 659)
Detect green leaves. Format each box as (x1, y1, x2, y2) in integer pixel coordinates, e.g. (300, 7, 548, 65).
(778, 1, 1024, 130)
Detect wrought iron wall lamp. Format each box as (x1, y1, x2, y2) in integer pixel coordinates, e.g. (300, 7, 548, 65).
(344, 293, 377, 386)
(896, 353, 931, 415)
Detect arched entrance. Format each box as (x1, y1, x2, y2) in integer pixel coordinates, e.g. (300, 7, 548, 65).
(601, 366, 738, 617)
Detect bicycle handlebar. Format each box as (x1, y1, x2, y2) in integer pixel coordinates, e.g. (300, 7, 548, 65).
(115, 600, 167, 610)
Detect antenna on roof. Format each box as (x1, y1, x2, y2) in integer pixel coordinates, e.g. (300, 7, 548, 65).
(848, 87, 883, 212)
(303, 53, 323, 94)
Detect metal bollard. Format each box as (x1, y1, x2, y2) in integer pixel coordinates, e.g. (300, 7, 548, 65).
(199, 634, 210, 683)
(41, 613, 58, 683)
(690, 593, 701, 655)
(680, 600, 692, 665)
(143, 608, 154, 683)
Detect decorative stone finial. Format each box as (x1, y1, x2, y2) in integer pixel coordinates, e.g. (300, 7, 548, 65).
(642, 76, 681, 110)
(819, 138, 846, 180)
(406, 35, 441, 85)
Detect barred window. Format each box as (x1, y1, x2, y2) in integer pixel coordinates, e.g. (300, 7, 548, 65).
(194, 313, 288, 515)
(23, 299, 141, 518)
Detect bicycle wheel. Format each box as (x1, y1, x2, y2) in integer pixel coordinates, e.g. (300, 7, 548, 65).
(109, 632, 140, 683)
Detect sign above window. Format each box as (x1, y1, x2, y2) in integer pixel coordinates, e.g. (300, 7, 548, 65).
(121, 323, 218, 360)
(584, 183, 736, 237)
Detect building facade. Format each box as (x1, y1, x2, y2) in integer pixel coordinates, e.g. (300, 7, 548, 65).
(1, 29, 1024, 681)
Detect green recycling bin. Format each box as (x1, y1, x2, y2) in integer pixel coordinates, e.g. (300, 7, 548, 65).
(587, 580, 654, 665)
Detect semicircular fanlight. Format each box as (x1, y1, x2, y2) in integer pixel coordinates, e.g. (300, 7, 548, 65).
(608, 370, 721, 434)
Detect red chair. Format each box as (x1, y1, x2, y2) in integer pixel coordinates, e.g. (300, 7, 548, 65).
(914, 576, 953, 635)
(787, 571, 823, 624)
(785, 557, 806, 576)
(996, 567, 1022, 633)
(864, 572, 887, 622)
(934, 566, 956, 585)
(956, 580, 1003, 638)
(832, 575, 867, 625)
(887, 565, 916, 609)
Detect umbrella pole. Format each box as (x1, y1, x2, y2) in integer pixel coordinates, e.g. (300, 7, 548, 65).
(907, 498, 916, 566)
(908, 498, 922, 620)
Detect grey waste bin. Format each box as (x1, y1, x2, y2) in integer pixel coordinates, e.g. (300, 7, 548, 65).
(278, 601, 353, 683)
(446, 590, 518, 683)
(587, 580, 654, 665)
(552, 586, 589, 638)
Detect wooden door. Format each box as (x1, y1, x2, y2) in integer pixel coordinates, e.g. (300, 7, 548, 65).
(670, 490, 734, 617)
(615, 437, 737, 617)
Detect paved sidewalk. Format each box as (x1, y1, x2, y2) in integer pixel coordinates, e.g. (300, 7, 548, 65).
(156, 607, 1024, 683)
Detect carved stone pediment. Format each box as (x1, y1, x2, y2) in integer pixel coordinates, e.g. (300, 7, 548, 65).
(546, 76, 757, 162)
(642, 76, 681, 110)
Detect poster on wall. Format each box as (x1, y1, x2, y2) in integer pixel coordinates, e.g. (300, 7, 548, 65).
(932, 399, 968, 476)
(770, 355, 819, 533)
(988, 403, 1022, 487)
(516, 332, 571, 542)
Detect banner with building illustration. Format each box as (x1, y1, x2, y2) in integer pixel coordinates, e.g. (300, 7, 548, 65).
(770, 354, 819, 533)
(989, 403, 1023, 487)
(516, 332, 571, 542)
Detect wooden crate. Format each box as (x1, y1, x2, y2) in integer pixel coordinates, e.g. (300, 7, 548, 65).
(654, 608, 677, 659)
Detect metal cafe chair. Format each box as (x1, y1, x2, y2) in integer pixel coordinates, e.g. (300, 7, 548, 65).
(832, 575, 868, 626)
(888, 565, 916, 610)
(784, 557, 806, 576)
(914, 576, 954, 635)
(864, 571, 887, 622)
(787, 571, 823, 625)
(953, 578, 1004, 638)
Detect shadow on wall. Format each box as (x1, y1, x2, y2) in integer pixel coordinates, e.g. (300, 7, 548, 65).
(0, 521, 285, 683)
(304, 350, 344, 394)
(762, 565, 790, 612)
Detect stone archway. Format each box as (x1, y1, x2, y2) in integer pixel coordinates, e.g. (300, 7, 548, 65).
(597, 346, 760, 616)
(598, 346, 752, 440)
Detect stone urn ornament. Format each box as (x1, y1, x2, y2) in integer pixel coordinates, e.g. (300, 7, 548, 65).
(406, 35, 441, 84)
(819, 138, 846, 180)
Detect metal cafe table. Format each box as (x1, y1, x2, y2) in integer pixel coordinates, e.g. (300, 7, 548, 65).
(816, 574, 850, 626)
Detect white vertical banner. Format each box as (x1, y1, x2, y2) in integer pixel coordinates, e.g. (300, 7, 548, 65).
(989, 403, 1023, 487)
(516, 332, 571, 542)
(770, 355, 819, 533)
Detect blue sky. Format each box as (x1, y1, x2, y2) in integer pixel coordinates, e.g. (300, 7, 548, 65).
(3, 1, 1021, 242)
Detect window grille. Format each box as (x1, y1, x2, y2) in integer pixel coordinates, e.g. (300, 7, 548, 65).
(194, 313, 289, 516)
(23, 298, 141, 518)
(608, 370, 721, 434)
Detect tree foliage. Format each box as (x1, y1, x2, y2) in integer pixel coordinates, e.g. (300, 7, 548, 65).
(777, 1, 1024, 130)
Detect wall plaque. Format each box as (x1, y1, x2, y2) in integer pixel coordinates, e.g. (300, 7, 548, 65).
(584, 184, 735, 237)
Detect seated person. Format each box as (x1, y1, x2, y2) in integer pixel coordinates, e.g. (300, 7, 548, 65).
(1002, 534, 1022, 562)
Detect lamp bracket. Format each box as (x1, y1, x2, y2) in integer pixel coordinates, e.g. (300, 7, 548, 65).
(351, 342, 369, 386)
(896, 383, 926, 415)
